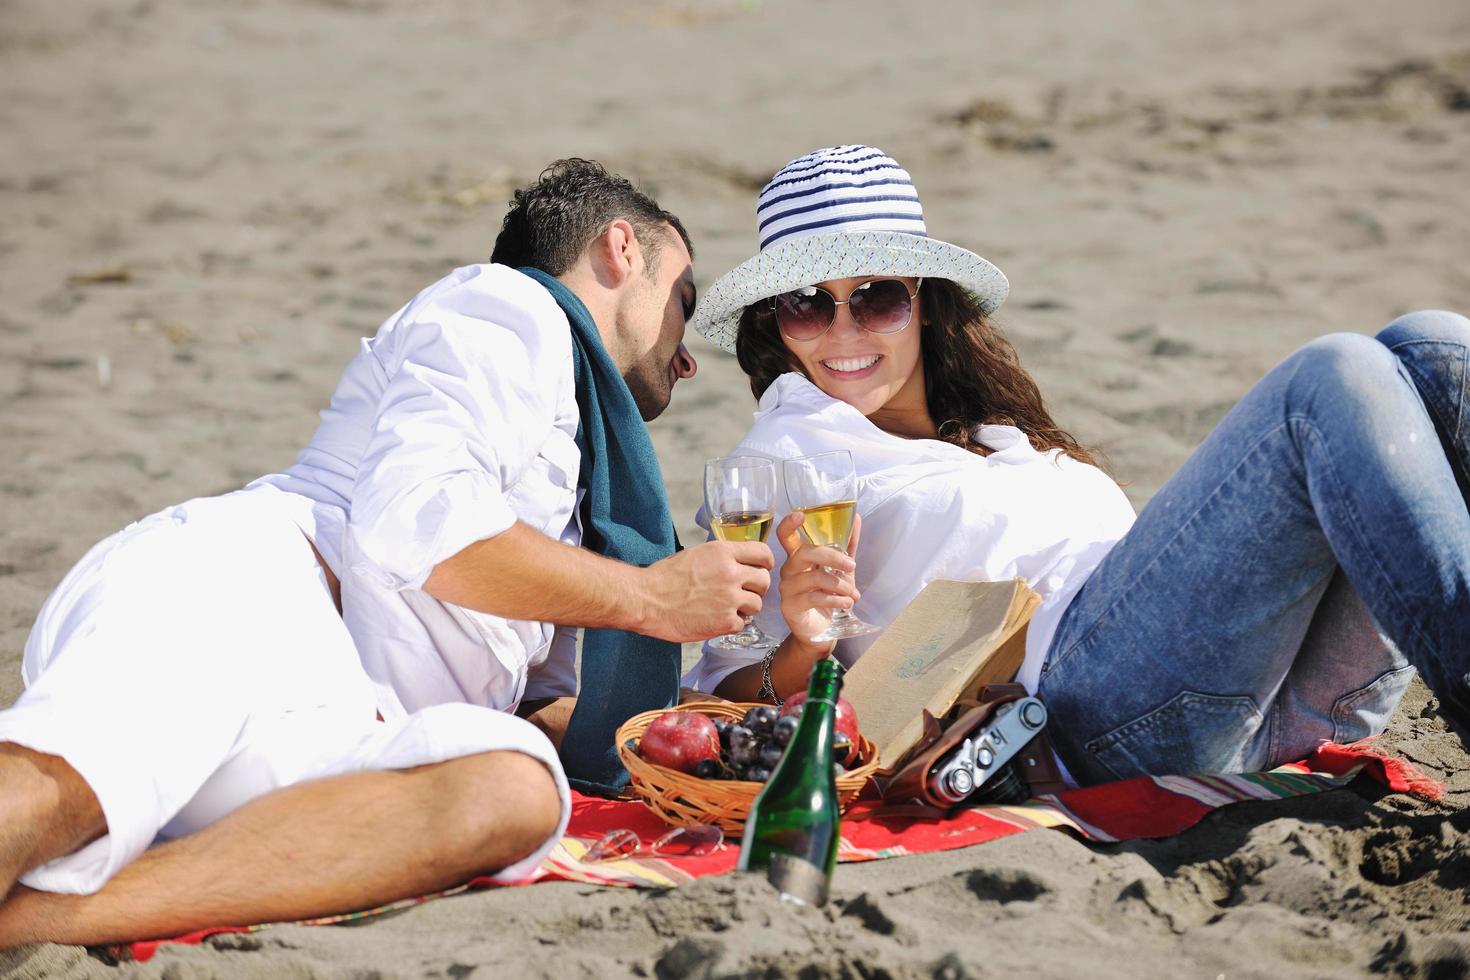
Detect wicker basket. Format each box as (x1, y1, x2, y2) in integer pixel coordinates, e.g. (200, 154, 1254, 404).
(616, 701, 880, 834)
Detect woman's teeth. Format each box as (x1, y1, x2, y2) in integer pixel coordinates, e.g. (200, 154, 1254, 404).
(822, 354, 881, 373)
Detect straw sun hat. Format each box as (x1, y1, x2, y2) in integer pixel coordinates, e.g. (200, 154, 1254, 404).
(692, 144, 1009, 354)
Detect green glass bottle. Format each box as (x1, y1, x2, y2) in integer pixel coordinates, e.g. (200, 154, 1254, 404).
(738, 659, 844, 906)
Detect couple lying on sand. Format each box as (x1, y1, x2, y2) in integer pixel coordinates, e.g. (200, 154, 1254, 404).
(0, 145, 1466, 947)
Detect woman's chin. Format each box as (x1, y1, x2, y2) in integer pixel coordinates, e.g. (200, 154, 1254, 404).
(827, 393, 882, 415)
(813, 382, 888, 416)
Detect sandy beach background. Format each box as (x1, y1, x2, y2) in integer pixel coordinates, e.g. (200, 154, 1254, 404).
(2, 0, 1469, 976)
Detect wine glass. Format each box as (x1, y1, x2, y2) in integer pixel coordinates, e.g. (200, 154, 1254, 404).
(781, 451, 879, 642)
(704, 456, 779, 650)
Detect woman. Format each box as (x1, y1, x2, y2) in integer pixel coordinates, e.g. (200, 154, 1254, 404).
(684, 144, 1470, 785)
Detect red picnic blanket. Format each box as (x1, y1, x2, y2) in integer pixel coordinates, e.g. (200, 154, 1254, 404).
(122, 741, 1440, 962)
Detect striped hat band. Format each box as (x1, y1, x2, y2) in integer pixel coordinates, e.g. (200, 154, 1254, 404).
(755, 144, 926, 251)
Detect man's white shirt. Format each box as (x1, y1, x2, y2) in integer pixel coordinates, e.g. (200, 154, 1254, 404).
(251, 264, 583, 719)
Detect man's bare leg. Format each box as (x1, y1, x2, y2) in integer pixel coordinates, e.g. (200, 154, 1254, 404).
(0, 750, 561, 948)
(516, 697, 577, 750)
(0, 744, 105, 900)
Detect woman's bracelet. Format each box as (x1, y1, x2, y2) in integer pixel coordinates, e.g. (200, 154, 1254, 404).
(756, 649, 782, 707)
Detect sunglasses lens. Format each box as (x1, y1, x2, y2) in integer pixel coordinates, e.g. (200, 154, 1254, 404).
(848, 279, 914, 333)
(773, 288, 835, 340)
(650, 823, 724, 858)
(585, 828, 640, 862)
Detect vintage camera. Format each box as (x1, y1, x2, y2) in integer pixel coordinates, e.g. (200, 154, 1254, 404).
(926, 696, 1047, 806)
(880, 684, 1064, 810)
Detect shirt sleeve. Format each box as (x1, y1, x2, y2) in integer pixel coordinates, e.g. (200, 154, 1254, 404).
(523, 626, 579, 700)
(348, 267, 572, 592)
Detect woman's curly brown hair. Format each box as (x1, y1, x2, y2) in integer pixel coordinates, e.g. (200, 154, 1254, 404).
(734, 278, 1101, 467)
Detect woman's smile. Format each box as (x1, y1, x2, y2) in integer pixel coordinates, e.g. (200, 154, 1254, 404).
(819, 353, 884, 380)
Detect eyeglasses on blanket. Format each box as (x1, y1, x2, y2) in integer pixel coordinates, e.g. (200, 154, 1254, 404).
(768, 277, 922, 341)
(583, 824, 725, 862)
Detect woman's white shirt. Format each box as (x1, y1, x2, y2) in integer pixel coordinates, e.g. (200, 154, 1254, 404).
(682, 372, 1137, 696)
(248, 264, 583, 718)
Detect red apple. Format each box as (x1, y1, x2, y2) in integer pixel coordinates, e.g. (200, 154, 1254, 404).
(780, 692, 861, 764)
(638, 711, 721, 774)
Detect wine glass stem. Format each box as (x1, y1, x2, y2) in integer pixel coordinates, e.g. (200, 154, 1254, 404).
(824, 564, 855, 624)
(733, 616, 762, 644)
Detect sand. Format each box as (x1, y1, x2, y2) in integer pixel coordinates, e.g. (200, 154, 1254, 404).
(1, 0, 1469, 976)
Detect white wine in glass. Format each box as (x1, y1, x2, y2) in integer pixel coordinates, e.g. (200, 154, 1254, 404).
(704, 456, 778, 651)
(710, 510, 775, 544)
(782, 451, 879, 642)
(794, 499, 856, 550)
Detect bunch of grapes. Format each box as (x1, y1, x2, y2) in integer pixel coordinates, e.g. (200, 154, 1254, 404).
(691, 705, 856, 783)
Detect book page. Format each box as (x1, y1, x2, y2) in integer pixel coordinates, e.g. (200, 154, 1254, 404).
(842, 578, 1039, 769)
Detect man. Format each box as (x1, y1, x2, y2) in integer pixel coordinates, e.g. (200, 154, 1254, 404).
(0, 159, 772, 946)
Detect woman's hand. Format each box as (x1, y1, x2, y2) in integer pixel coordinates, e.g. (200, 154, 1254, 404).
(774, 511, 862, 655)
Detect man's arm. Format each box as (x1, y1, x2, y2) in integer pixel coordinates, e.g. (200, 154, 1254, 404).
(422, 521, 773, 644)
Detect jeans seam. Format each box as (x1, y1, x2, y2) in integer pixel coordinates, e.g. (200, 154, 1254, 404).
(1385, 338, 1468, 445)
(1047, 419, 1298, 676)
(1265, 692, 1283, 767)
(1456, 344, 1467, 446)
(1085, 691, 1262, 750)
(1083, 691, 1262, 777)
(1330, 664, 1414, 743)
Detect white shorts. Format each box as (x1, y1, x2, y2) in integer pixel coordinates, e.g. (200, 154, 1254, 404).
(0, 490, 571, 894)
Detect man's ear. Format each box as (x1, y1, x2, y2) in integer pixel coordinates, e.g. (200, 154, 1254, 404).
(589, 219, 641, 289)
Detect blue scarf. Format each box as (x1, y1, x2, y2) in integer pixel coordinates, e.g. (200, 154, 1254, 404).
(518, 267, 681, 795)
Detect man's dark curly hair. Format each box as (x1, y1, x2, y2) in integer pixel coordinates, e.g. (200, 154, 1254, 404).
(490, 158, 693, 277)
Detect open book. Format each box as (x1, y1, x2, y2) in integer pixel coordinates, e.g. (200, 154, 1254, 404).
(841, 578, 1041, 771)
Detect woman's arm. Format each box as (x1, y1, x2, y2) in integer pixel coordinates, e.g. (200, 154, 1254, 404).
(712, 634, 833, 702)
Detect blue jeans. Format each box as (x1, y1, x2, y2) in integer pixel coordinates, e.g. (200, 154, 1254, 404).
(1039, 310, 1470, 783)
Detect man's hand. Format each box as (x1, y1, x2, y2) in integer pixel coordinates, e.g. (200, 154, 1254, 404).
(633, 541, 774, 643)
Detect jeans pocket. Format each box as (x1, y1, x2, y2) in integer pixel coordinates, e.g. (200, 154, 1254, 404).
(1331, 665, 1415, 744)
(1083, 690, 1263, 780)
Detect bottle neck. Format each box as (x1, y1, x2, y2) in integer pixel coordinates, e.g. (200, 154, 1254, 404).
(787, 661, 843, 759)
(805, 660, 843, 705)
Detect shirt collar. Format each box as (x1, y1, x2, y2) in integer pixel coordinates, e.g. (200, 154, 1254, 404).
(756, 371, 1041, 461)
